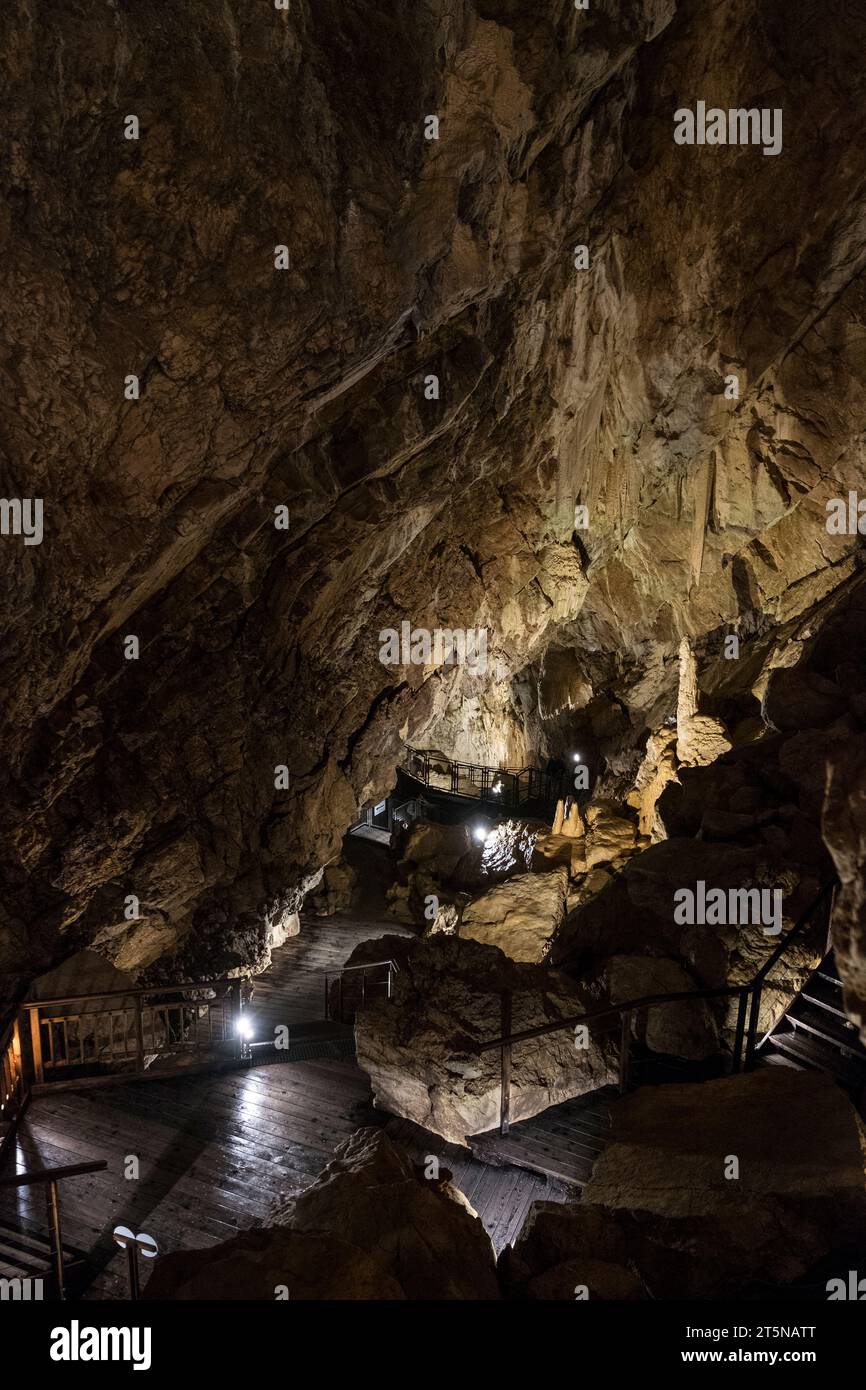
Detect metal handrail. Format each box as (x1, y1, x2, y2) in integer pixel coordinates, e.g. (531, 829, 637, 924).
(481, 876, 837, 1134)
(326, 959, 400, 975)
(0, 1160, 108, 1300)
(323, 959, 401, 1024)
(404, 746, 555, 779)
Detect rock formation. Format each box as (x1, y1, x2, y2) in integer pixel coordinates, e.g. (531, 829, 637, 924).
(144, 1127, 500, 1300)
(3, 1, 866, 1007)
(502, 1069, 866, 1299)
(350, 933, 618, 1145)
(460, 866, 569, 962)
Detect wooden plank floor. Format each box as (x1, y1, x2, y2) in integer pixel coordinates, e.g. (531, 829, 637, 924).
(0, 912, 577, 1295)
(385, 1116, 571, 1252)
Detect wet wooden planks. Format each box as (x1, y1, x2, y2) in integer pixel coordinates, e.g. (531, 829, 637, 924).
(248, 911, 410, 1039)
(385, 1115, 573, 1253)
(0, 1056, 375, 1299)
(467, 1088, 617, 1187)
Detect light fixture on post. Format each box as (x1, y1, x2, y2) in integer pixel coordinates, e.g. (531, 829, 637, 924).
(235, 1013, 254, 1060)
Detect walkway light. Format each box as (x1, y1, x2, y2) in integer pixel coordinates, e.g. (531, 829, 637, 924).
(235, 1015, 254, 1041)
(473, 824, 488, 843)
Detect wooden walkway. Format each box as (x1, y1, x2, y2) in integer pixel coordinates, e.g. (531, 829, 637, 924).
(0, 911, 573, 1296)
(468, 1088, 617, 1186)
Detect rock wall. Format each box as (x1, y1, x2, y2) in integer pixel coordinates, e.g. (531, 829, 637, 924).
(4, 1, 866, 986)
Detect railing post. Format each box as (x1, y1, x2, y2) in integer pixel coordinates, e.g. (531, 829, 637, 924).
(499, 990, 512, 1136)
(826, 882, 837, 954)
(731, 987, 749, 1074)
(134, 996, 145, 1072)
(324, 972, 330, 1021)
(46, 1179, 66, 1300)
(744, 984, 762, 1071)
(28, 1006, 44, 1085)
(619, 1009, 632, 1094)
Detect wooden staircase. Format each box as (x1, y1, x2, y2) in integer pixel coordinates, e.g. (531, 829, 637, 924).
(759, 949, 866, 1097)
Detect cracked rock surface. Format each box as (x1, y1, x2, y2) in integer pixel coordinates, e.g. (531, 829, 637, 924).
(3, 1, 866, 999)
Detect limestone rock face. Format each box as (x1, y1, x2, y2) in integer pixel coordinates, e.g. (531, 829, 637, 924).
(4, 1, 866, 992)
(554, 832, 826, 1049)
(502, 1070, 866, 1299)
(304, 859, 359, 917)
(604, 955, 719, 1061)
(460, 866, 569, 962)
(352, 935, 617, 1145)
(401, 821, 473, 880)
(676, 640, 732, 768)
(144, 1127, 499, 1300)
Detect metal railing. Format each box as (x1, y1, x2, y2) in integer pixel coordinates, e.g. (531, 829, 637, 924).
(323, 959, 400, 1024)
(401, 747, 564, 812)
(0, 976, 248, 1159)
(0, 1160, 108, 1299)
(479, 878, 837, 1134)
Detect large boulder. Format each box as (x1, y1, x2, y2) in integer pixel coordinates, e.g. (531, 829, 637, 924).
(502, 1069, 866, 1299)
(460, 867, 569, 962)
(604, 955, 719, 1061)
(554, 836, 826, 1047)
(145, 1128, 499, 1300)
(352, 934, 618, 1146)
(400, 820, 473, 880)
(304, 858, 359, 917)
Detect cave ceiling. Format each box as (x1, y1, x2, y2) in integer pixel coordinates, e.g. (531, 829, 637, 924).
(2, 0, 866, 982)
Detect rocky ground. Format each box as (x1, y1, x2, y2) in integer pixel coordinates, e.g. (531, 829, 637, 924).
(142, 1067, 866, 1300)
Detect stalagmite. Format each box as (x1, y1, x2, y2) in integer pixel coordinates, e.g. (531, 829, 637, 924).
(675, 638, 732, 767)
(563, 799, 585, 839)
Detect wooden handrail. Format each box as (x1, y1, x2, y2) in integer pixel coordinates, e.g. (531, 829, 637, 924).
(0, 1160, 107, 1188)
(20, 977, 239, 1011)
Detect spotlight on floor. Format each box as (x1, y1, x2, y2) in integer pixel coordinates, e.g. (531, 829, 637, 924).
(572, 752, 582, 762)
